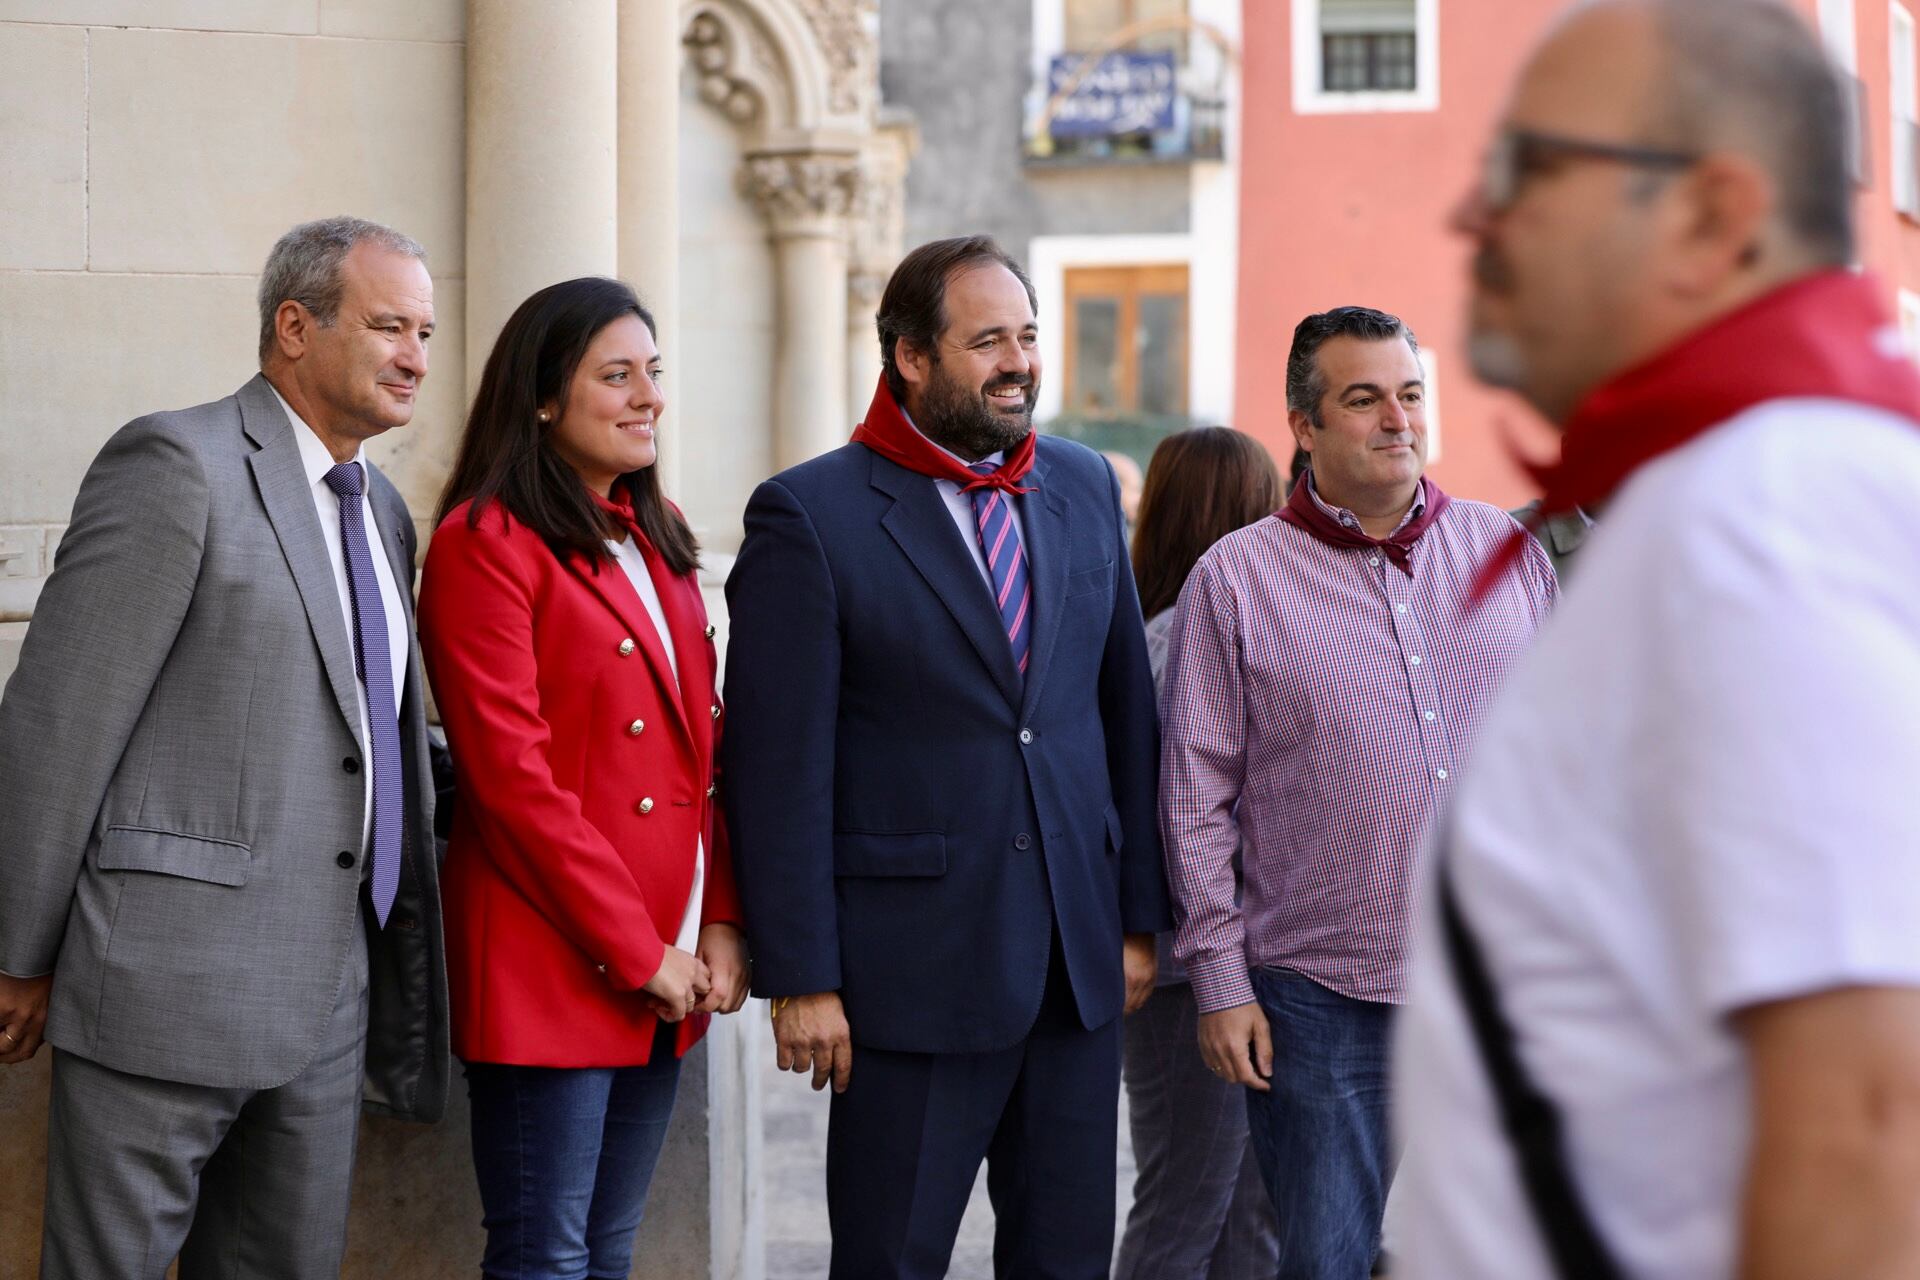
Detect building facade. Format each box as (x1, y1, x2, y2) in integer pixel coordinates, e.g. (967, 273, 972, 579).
(878, 0, 1243, 464)
(1235, 0, 1920, 508)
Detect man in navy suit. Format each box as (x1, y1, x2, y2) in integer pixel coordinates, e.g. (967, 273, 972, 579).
(724, 235, 1169, 1278)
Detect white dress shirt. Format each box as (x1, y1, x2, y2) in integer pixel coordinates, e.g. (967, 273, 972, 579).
(271, 384, 409, 854)
(606, 535, 705, 954)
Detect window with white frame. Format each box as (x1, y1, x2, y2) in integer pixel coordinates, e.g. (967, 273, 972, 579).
(1893, 2, 1918, 216)
(1294, 0, 1438, 114)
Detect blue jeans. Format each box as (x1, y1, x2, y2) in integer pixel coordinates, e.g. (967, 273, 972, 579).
(464, 1023, 683, 1280)
(1243, 967, 1395, 1280)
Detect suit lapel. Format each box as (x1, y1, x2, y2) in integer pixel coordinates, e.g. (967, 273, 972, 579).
(569, 551, 696, 748)
(1016, 449, 1070, 723)
(240, 375, 362, 740)
(871, 450, 1023, 710)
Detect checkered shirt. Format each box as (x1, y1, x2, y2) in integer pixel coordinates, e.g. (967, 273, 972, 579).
(1160, 491, 1556, 1012)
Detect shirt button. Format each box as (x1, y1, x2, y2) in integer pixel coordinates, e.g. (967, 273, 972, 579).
(1014, 833, 1032, 850)
(1019, 728, 1034, 745)
(637, 798, 654, 814)
(336, 850, 356, 869)
(618, 638, 636, 656)
(1424, 710, 1436, 722)
(1395, 603, 1408, 614)
(628, 719, 645, 736)
(1408, 655, 1422, 666)
(1369, 556, 1381, 567)
(1436, 768, 1449, 780)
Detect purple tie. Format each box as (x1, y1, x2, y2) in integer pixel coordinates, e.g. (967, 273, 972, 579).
(968, 463, 1032, 679)
(324, 462, 402, 927)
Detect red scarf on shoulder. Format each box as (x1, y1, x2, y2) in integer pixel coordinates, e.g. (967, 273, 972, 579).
(1469, 270, 1920, 604)
(851, 375, 1038, 495)
(1277, 473, 1452, 577)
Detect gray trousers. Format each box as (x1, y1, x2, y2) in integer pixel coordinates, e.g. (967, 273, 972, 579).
(40, 904, 370, 1280)
(1115, 981, 1278, 1280)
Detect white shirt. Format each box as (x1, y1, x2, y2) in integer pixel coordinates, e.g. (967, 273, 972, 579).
(606, 535, 704, 954)
(1395, 400, 1920, 1280)
(272, 385, 410, 855)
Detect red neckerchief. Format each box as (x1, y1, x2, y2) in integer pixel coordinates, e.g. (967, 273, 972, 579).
(850, 375, 1038, 495)
(591, 485, 647, 543)
(1276, 473, 1452, 577)
(1469, 269, 1920, 604)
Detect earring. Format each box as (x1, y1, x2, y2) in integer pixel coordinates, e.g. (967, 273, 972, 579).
(537, 411, 551, 424)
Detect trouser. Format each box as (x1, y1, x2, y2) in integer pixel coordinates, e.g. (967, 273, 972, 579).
(825, 936, 1121, 1280)
(1243, 967, 1397, 1280)
(463, 1019, 684, 1280)
(41, 902, 371, 1280)
(1115, 980, 1278, 1280)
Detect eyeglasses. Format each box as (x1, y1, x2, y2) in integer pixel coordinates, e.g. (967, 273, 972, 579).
(1480, 127, 1700, 212)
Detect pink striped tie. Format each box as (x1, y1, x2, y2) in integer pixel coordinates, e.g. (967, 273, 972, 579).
(968, 464, 1031, 679)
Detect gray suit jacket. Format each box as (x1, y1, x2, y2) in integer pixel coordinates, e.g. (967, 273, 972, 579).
(0, 374, 450, 1121)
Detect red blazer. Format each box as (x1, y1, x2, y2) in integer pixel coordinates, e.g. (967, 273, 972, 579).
(419, 499, 741, 1066)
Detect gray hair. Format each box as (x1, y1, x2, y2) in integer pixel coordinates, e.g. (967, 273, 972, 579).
(257, 216, 427, 361)
(1285, 306, 1420, 427)
(1642, 0, 1854, 265)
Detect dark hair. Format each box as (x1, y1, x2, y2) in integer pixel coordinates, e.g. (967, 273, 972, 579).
(876, 235, 1038, 402)
(1131, 427, 1285, 618)
(1649, 0, 1854, 265)
(436, 277, 699, 576)
(1284, 306, 1420, 428)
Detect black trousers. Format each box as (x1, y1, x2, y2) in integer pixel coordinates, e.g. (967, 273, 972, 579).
(826, 935, 1122, 1280)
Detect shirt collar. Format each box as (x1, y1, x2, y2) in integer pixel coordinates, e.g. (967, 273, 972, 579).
(268, 380, 367, 494)
(900, 405, 1006, 474)
(1306, 469, 1424, 535)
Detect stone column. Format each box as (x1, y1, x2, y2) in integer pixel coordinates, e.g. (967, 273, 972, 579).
(618, 0, 682, 499)
(742, 152, 862, 469)
(465, 0, 620, 395)
(846, 268, 886, 423)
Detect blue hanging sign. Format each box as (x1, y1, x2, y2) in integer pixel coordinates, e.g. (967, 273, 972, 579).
(1046, 51, 1178, 138)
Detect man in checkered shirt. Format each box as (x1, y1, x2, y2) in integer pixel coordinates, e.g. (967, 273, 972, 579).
(1158, 305, 1556, 1279)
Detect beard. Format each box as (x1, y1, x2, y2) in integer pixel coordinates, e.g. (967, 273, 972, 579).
(915, 357, 1036, 461)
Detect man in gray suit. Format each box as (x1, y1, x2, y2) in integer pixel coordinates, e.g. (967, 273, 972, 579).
(0, 216, 449, 1278)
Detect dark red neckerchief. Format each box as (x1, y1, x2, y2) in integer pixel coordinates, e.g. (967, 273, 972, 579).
(850, 375, 1038, 495)
(1469, 269, 1920, 605)
(1277, 473, 1453, 577)
(592, 485, 648, 544)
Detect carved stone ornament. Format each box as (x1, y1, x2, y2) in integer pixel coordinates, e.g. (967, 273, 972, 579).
(790, 0, 874, 116)
(740, 152, 865, 230)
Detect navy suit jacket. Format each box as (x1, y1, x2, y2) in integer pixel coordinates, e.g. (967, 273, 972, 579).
(722, 437, 1172, 1054)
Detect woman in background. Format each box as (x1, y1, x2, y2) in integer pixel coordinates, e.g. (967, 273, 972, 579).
(420, 277, 749, 1280)
(1116, 426, 1285, 1280)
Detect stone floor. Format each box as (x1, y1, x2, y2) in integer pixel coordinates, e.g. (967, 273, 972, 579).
(761, 1052, 1137, 1280)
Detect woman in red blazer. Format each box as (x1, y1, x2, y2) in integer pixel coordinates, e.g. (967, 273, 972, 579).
(419, 277, 748, 1280)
